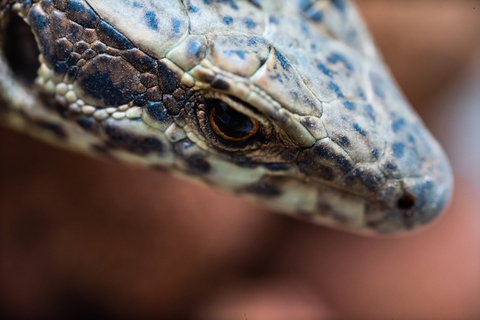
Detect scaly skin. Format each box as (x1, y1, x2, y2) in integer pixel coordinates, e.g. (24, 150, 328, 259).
(0, 0, 453, 234)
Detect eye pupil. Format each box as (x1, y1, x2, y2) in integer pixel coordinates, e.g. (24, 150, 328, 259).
(207, 99, 259, 141)
(215, 101, 253, 137)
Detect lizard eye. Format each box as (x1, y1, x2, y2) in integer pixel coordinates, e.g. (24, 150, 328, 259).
(207, 99, 259, 142)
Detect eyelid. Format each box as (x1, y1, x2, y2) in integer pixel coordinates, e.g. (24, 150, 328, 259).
(202, 91, 270, 126)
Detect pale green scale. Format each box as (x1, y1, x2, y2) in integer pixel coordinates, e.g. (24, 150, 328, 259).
(187, 0, 265, 35)
(85, 0, 189, 58)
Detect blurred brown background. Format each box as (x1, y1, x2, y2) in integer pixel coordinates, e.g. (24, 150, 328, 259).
(1, 1, 480, 319)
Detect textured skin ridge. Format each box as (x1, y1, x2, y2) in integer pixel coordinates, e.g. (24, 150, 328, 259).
(0, 0, 453, 234)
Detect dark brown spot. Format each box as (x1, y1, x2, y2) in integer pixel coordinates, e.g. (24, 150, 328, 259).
(211, 78, 231, 90)
(122, 48, 157, 73)
(35, 121, 67, 139)
(64, 0, 100, 28)
(90, 144, 113, 158)
(151, 165, 168, 172)
(75, 55, 140, 107)
(185, 154, 211, 174)
(97, 20, 132, 49)
(244, 181, 282, 198)
(141, 73, 158, 88)
(105, 125, 163, 155)
(76, 117, 95, 130)
(297, 155, 335, 181)
(157, 60, 180, 93)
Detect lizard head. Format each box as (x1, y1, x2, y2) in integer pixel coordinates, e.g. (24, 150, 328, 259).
(1, 0, 452, 234)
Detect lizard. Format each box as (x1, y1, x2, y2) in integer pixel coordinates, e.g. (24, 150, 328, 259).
(0, 0, 453, 234)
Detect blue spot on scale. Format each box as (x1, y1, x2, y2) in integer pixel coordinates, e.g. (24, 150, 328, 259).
(172, 18, 182, 35)
(344, 101, 355, 110)
(188, 5, 199, 13)
(247, 37, 263, 46)
(370, 72, 385, 99)
(317, 63, 333, 77)
(328, 81, 344, 98)
(331, 0, 347, 12)
(392, 142, 405, 158)
(391, 118, 405, 133)
(244, 17, 256, 29)
(269, 16, 279, 25)
(144, 11, 158, 30)
(364, 104, 375, 121)
(309, 10, 323, 23)
(373, 84, 385, 99)
(353, 123, 367, 137)
(357, 87, 365, 99)
(300, 22, 309, 34)
(327, 53, 354, 72)
(224, 50, 247, 60)
(298, 0, 313, 11)
(275, 50, 290, 70)
(223, 16, 233, 25)
(228, 0, 239, 10)
(187, 40, 203, 58)
(340, 136, 350, 147)
(234, 50, 247, 59)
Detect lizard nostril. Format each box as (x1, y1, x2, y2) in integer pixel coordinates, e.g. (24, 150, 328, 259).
(2, 13, 40, 85)
(397, 192, 416, 210)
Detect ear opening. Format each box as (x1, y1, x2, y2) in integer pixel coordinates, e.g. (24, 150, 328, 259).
(2, 13, 40, 85)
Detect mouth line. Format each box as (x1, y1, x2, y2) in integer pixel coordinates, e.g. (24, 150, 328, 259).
(296, 171, 420, 214)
